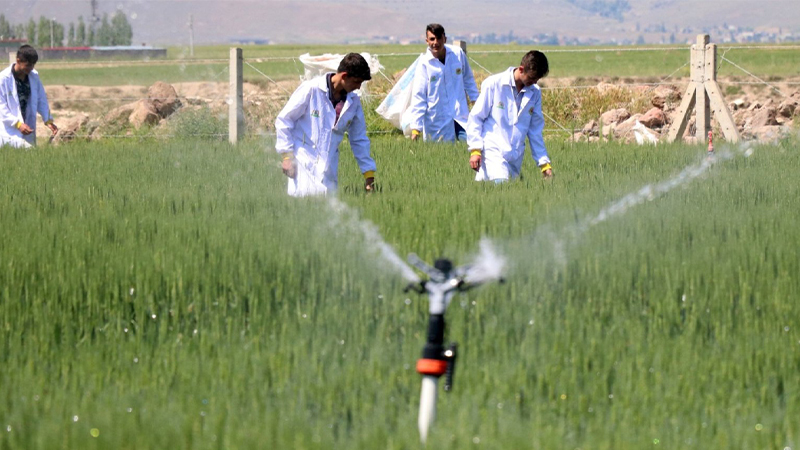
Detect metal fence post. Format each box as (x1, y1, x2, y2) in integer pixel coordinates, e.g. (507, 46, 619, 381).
(229, 47, 244, 144)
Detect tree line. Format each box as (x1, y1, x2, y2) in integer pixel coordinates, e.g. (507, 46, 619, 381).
(0, 13, 133, 47)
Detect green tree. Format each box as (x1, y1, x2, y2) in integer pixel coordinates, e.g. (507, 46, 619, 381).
(53, 21, 65, 47)
(96, 13, 112, 45)
(37, 16, 50, 47)
(67, 22, 75, 46)
(0, 14, 10, 38)
(26, 18, 36, 45)
(88, 28, 95, 46)
(110, 11, 133, 45)
(76, 16, 86, 46)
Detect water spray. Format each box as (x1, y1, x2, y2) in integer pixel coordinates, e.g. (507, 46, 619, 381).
(404, 253, 504, 444)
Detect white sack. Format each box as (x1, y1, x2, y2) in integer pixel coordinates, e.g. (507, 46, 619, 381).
(375, 54, 423, 137)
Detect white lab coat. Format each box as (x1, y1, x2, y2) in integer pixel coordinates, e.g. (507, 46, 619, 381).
(275, 74, 376, 197)
(0, 64, 52, 148)
(467, 67, 550, 182)
(408, 44, 479, 142)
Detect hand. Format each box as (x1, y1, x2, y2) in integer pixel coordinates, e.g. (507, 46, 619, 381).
(281, 158, 296, 179)
(542, 168, 553, 179)
(365, 177, 375, 192)
(410, 130, 420, 141)
(47, 122, 58, 135)
(19, 123, 33, 135)
(469, 154, 482, 172)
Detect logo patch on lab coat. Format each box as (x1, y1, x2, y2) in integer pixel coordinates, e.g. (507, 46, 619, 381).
(456, 68, 462, 75)
(346, 119, 352, 127)
(529, 107, 534, 115)
(496, 101, 505, 110)
(430, 75, 438, 82)
(311, 110, 320, 118)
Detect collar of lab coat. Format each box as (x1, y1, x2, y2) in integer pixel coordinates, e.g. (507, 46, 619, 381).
(503, 67, 536, 116)
(423, 45, 454, 64)
(314, 72, 357, 112)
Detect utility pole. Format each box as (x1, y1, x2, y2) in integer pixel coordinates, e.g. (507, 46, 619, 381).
(90, 0, 99, 34)
(188, 14, 194, 57)
(50, 18, 54, 48)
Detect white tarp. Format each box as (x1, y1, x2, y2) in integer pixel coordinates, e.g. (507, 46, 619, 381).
(375, 54, 423, 137)
(298, 52, 383, 96)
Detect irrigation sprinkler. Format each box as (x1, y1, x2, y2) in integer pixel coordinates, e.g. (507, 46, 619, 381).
(403, 253, 503, 444)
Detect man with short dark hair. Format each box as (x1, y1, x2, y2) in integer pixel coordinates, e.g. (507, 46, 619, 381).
(467, 50, 553, 182)
(408, 23, 478, 142)
(0, 45, 57, 148)
(275, 52, 377, 197)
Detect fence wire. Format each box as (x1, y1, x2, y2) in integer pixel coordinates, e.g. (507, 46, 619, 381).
(38, 44, 798, 141)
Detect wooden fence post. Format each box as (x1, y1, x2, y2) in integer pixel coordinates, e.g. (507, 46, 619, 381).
(9, 51, 16, 64)
(229, 47, 244, 144)
(668, 35, 739, 143)
(454, 40, 467, 54)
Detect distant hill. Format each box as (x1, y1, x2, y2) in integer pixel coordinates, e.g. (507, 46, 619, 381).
(3, 0, 798, 46)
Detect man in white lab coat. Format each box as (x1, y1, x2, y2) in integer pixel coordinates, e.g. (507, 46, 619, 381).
(0, 45, 58, 148)
(408, 23, 479, 143)
(467, 51, 553, 182)
(275, 53, 377, 197)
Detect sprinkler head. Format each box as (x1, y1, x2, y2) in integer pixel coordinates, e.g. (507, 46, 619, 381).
(434, 258, 453, 274)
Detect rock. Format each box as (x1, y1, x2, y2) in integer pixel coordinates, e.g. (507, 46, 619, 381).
(651, 84, 682, 108)
(777, 92, 800, 118)
(147, 81, 182, 118)
(730, 98, 748, 110)
(742, 125, 790, 143)
(613, 115, 641, 142)
(600, 108, 631, 126)
(639, 107, 666, 128)
(748, 106, 779, 128)
(581, 120, 599, 136)
(129, 100, 160, 129)
(104, 102, 137, 125)
(53, 113, 90, 144)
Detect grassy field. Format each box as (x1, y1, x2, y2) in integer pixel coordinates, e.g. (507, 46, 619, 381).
(1, 133, 799, 449)
(36, 43, 800, 86)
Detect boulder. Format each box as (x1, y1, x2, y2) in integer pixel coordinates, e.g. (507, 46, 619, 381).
(747, 106, 779, 128)
(147, 81, 182, 118)
(639, 107, 666, 128)
(742, 125, 790, 143)
(600, 108, 631, 126)
(104, 102, 137, 125)
(581, 119, 599, 136)
(129, 100, 160, 129)
(651, 84, 682, 108)
(777, 92, 800, 118)
(730, 98, 748, 111)
(53, 114, 90, 144)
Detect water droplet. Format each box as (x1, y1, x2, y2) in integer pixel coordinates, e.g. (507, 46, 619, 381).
(129, 287, 135, 296)
(653, 438, 660, 444)
(378, 294, 384, 300)
(193, 329, 198, 335)
(784, 326, 790, 332)
(403, 363, 410, 370)
(90, 428, 100, 438)
(681, 294, 686, 302)
(6, 425, 11, 432)
(202, 399, 209, 405)
(588, 407, 593, 412)
(126, 408, 133, 413)
(649, 367, 655, 373)
(608, 394, 614, 399)
(755, 423, 763, 431)
(472, 436, 481, 444)
(130, 12, 137, 20)
(200, 411, 206, 417)
(33, 395, 40, 401)
(339, 340, 345, 345)
(471, 301, 476, 306)
(529, 319, 534, 325)
(560, 394, 567, 400)
(124, 328, 128, 333)
(133, 357, 139, 363)
(405, 298, 412, 305)
(151, 314, 157, 320)
(302, 314, 307, 319)
(497, 403, 503, 409)
(73, 415, 79, 422)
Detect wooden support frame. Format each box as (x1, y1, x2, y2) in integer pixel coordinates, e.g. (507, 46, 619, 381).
(668, 35, 739, 143)
(229, 47, 244, 144)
